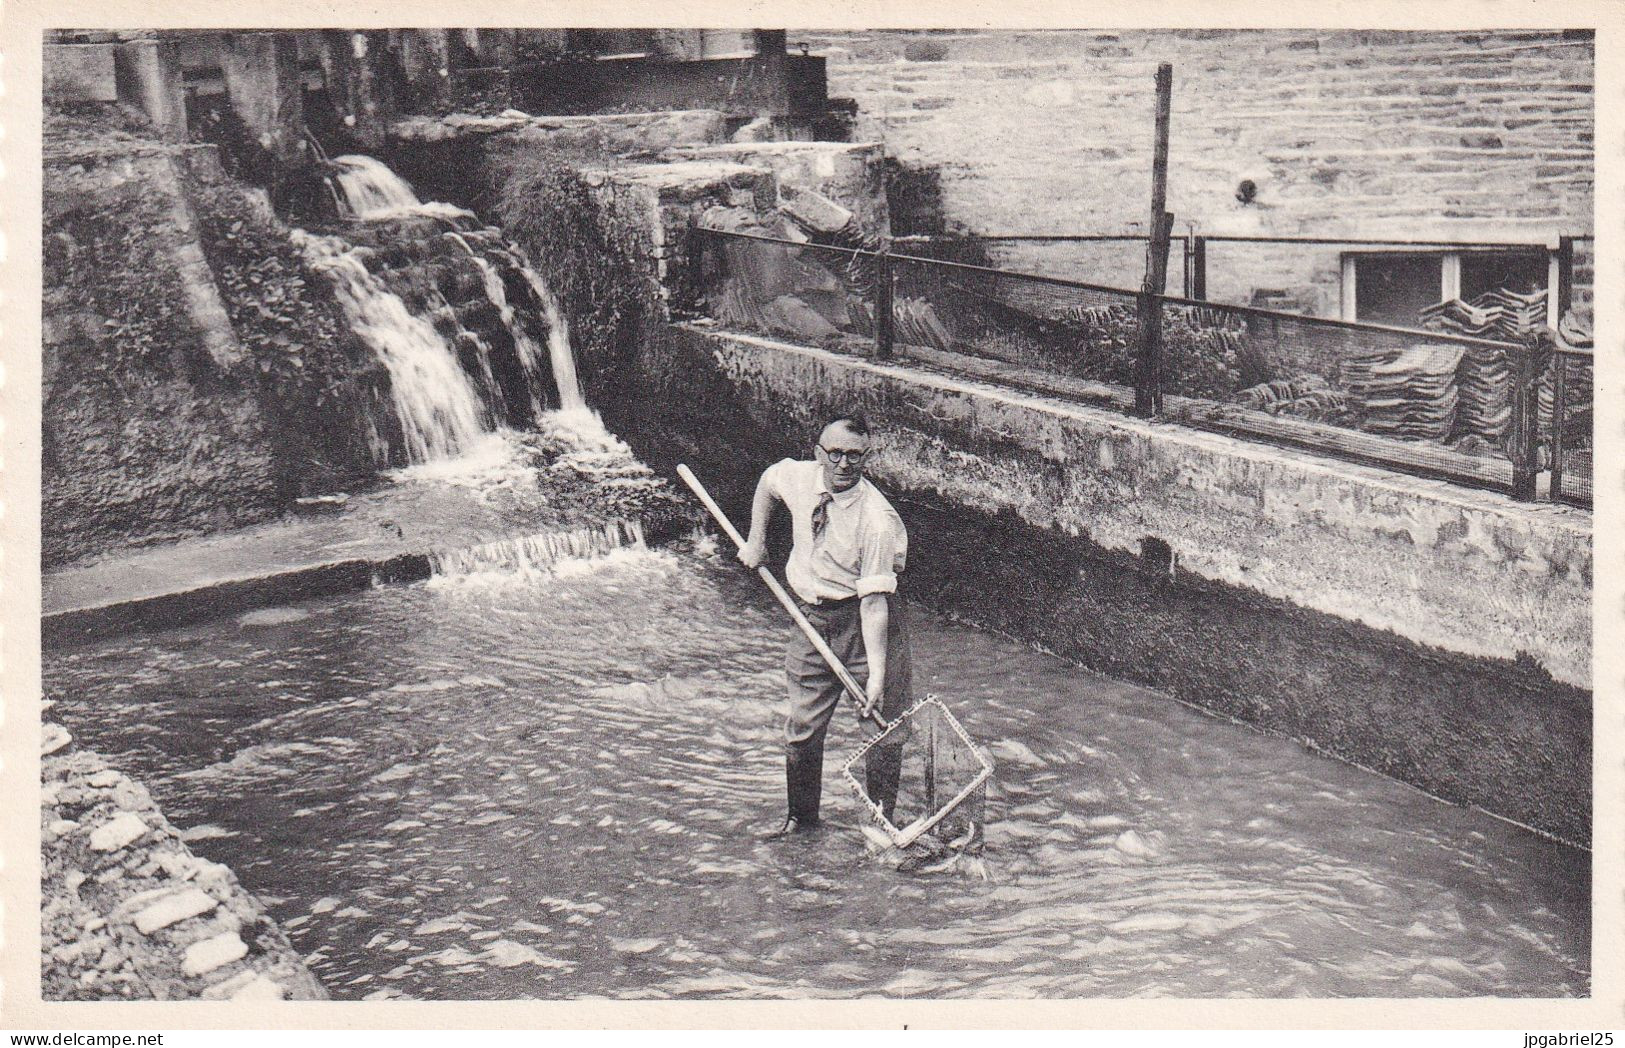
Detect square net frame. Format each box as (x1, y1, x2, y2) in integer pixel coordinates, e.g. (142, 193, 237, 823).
(841, 695, 992, 849)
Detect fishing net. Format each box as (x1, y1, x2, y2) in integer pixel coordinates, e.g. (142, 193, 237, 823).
(843, 695, 992, 852)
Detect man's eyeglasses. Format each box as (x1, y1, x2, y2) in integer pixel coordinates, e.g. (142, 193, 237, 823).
(818, 445, 869, 464)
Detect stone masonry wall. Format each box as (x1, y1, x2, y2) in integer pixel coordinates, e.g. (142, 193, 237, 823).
(801, 29, 1593, 314)
(41, 718, 326, 1001)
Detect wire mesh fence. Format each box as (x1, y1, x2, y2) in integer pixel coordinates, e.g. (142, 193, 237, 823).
(888, 253, 1145, 387)
(1153, 295, 1549, 491)
(1549, 346, 1593, 507)
(694, 229, 878, 351)
(693, 228, 1586, 506)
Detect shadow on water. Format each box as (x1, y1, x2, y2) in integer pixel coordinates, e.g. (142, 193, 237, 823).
(45, 539, 1588, 1000)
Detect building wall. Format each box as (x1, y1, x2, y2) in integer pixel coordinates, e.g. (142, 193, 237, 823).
(801, 29, 1593, 313)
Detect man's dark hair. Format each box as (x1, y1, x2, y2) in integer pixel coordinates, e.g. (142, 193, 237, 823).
(823, 413, 871, 437)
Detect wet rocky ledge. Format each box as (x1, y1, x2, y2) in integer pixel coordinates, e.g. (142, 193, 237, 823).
(41, 711, 327, 1001)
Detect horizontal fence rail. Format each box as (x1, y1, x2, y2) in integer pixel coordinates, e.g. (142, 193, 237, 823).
(693, 226, 1589, 508)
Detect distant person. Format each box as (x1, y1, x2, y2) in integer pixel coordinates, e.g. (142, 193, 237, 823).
(738, 414, 912, 840)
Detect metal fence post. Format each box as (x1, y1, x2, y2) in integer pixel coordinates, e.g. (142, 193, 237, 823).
(875, 240, 895, 359)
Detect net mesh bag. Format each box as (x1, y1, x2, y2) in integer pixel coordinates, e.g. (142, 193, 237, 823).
(843, 695, 991, 852)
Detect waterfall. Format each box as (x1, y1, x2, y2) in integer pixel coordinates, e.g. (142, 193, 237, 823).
(445, 232, 552, 422)
(429, 519, 647, 578)
(328, 155, 472, 222)
(294, 230, 488, 464)
(298, 155, 596, 466)
(510, 261, 587, 414)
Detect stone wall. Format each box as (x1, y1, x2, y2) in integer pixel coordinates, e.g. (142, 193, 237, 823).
(43, 140, 285, 567)
(382, 109, 729, 220)
(802, 29, 1593, 314)
(43, 107, 385, 568)
(42, 720, 326, 1001)
(596, 324, 1591, 844)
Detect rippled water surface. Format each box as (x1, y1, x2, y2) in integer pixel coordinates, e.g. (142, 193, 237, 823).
(45, 542, 1588, 999)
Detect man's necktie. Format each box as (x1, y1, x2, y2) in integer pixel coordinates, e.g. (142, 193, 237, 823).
(812, 491, 833, 539)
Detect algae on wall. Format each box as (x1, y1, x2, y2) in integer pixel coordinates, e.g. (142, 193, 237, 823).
(44, 150, 283, 566)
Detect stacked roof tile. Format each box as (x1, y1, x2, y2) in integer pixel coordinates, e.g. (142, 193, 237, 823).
(1417, 287, 1547, 445)
(1342, 344, 1464, 441)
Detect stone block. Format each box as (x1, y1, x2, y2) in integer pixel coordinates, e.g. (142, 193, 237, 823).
(43, 723, 73, 756)
(134, 889, 218, 934)
(777, 183, 855, 235)
(181, 932, 248, 978)
(663, 141, 891, 237)
(45, 44, 117, 102)
(89, 812, 148, 853)
(200, 970, 260, 999)
(230, 976, 289, 1001)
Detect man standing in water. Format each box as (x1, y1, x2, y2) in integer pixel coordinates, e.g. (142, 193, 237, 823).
(739, 414, 912, 840)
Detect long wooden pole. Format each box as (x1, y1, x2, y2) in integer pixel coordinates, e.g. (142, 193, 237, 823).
(675, 464, 889, 733)
(1135, 62, 1174, 418)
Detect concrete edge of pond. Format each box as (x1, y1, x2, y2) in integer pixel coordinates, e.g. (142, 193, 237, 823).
(42, 511, 702, 648)
(43, 554, 435, 648)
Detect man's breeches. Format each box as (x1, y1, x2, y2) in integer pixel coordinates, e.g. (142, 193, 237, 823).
(783, 594, 913, 821)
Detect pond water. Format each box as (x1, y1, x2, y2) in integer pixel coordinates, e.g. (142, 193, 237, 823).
(44, 540, 1588, 999)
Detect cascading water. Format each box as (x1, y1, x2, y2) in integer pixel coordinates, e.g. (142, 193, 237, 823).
(294, 229, 489, 464)
(512, 261, 587, 414)
(446, 232, 552, 422)
(428, 520, 648, 580)
(301, 155, 596, 467)
(328, 155, 473, 223)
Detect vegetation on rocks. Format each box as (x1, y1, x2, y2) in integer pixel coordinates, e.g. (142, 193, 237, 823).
(189, 173, 389, 490)
(496, 157, 657, 397)
(46, 183, 194, 374)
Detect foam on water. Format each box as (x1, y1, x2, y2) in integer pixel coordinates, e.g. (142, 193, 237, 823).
(427, 520, 649, 584)
(387, 430, 535, 488)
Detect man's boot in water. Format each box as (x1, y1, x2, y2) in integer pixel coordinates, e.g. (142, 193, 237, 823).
(760, 813, 822, 842)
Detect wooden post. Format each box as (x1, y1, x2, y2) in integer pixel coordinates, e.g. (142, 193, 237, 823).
(1135, 63, 1174, 418)
(1191, 235, 1208, 301)
(1550, 351, 1567, 501)
(875, 240, 895, 359)
(1556, 235, 1575, 319)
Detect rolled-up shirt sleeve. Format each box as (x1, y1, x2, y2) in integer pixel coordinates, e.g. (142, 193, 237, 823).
(760, 458, 793, 500)
(853, 516, 904, 597)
